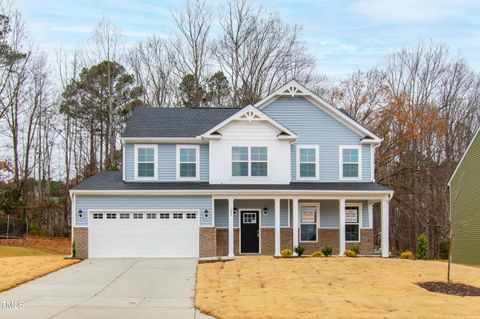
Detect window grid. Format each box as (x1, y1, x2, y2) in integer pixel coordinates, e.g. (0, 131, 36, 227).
(341, 147, 360, 179)
(120, 213, 130, 219)
(179, 147, 197, 178)
(93, 213, 103, 219)
(186, 213, 196, 219)
(159, 213, 170, 219)
(300, 205, 318, 242)
(232, 146, 267, 177)
(137, 147, 155, 178)
(345, 206, 360, 242)
(146, 213, 157, 219)
(133, 213, 143, 219)
(106, 213, 117, 219)
(299, 147, 317, 178)
(173, 213, 183, 219)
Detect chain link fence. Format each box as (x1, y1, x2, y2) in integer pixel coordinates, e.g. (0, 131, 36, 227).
(0, 213, 27, 239)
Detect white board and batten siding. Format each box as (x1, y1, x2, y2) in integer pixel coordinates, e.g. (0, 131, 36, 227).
(209, 120, 291, 184)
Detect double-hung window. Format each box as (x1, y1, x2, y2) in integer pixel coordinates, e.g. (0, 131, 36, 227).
(135, 145, 157, 180)
(296, 145, 319, 180)
(340, 145, 361, 180)
(300, 204, 319, 242)
(345, 204, 361, 242)
(177, 145, 199, 180)
(232, 146, 267, 177)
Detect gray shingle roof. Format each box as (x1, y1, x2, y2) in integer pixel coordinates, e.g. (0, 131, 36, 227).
(73, 171, 391, 192)
(122, 107, 240, 138)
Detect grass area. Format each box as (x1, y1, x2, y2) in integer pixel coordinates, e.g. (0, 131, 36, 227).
(0, 245, 55, 258)
(196, 257, 480, 319)
(0, 255, 79, 292)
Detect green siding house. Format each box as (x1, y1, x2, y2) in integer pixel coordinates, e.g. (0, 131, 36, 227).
(448, 128, 480, 264)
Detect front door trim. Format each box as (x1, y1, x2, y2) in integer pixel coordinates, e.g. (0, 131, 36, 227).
(239, 209, 261, 254)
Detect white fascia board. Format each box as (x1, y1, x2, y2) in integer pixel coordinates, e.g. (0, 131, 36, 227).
(255, 80, 382, 144)
(201, 105, 298, 140)
(70, 189, 393, 198)
(121, 137, 206, 144)
(447, 127, 480, 187)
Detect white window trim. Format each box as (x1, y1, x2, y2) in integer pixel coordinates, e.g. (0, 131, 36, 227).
(339, 145, 362, 181)
(230, 146, 269, 178)
(299, 202, 320, 243)
(296, 144, 320, 180)
(134, 144, 158, 180)
(345, 202, 362, 243)
(176, 144, 200, 181)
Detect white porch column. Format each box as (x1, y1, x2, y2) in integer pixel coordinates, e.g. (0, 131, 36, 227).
(381, 199, 390, 258)
(228, 198, 234, 257)
(292, 198, 299, 254)
(274, 197, 281, 257)
(339, 198, 346, 256)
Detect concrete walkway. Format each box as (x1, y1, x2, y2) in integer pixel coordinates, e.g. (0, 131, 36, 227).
(0, 259, 214, 319)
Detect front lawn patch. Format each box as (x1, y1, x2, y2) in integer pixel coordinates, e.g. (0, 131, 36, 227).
(195, 257, 480, 319)
(0, 255, 79, 291)
(0, 246, 54, 258)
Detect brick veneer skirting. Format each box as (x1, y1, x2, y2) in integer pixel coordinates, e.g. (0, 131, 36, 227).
(299, 229, 340, 255)
(73, 227, 88, 259)
(199, 227, 216, 257)
(346, 229, 374, 255)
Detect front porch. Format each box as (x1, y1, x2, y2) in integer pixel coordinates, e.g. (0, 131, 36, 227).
(204, 194, 391, 258)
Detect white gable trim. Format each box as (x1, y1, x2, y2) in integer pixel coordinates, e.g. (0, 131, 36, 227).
(201, 105, 297, 140)
(255, 80, 382, 144)
(447, 127, 480, 187)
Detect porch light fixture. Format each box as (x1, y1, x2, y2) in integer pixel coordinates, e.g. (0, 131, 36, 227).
(78, 209, 83, 218)
(233, 207, 238, 215)
(263, 207, 268, 215)
(204, 209, 209, 218)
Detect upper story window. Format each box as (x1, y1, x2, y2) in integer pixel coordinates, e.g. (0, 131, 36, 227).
(296, 145, 319, 180)
(176, 145, 200, 180)
(134, 144, 158, 180)
(232, 146, 268, 177)
(340, 145, 361, 180)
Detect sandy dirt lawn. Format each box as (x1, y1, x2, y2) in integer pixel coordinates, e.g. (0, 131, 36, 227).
(0, 247, 79, 291)
(195, 257, 480, 319)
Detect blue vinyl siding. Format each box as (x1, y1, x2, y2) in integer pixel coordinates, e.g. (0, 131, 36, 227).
(124, 143, 208, 182)
(75, 195, 213, 226)
(262, 97, 372, 182)
(214, 199, 289, 228)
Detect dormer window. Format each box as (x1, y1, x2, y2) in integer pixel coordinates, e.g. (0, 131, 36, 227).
(176, 145, 200, 180)
(232, 146, 268, 177)
(134, 144, 158, 180)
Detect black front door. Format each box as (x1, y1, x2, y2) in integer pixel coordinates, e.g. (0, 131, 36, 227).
(241, 211, 259, 253)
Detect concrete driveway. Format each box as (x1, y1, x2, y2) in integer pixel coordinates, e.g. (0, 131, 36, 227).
(0, 259, 213, 319)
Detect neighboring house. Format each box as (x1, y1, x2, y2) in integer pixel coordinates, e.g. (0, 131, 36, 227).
(448, 128, 480, 264)
(70, 80, 393, 259)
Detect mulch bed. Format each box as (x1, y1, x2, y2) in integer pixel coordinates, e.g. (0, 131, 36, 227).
(417, 281, 480, 297)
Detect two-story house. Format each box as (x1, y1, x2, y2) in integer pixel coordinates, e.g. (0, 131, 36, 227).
(70, 80, 393, 259)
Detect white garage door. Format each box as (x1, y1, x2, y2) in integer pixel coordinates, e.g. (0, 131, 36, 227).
(88, 211, 199, 258)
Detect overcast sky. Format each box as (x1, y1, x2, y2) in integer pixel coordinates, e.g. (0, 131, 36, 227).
(14, 0, 480, 77)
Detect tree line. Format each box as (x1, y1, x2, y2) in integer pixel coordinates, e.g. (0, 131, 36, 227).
(0, 0, 478, 256)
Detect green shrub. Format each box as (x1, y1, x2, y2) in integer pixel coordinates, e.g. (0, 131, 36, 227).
(400, 250, 413, 259)
(416, 233, 429, 260)
(280, 249, 293, 257)
(438, 240, 450, 260)
(312, 251, 324, 257)
(321, 246, 333, 257)
(344, 249, 356, 257)
(294, 245, 305, 257)
(351, 245, 361, 255)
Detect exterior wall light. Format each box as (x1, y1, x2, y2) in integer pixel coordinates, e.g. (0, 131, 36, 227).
(233, 207, 238, 215)
(204, 209, 209, 218)
(263, 207, 268, 215)
(78, 209, 83, 218)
